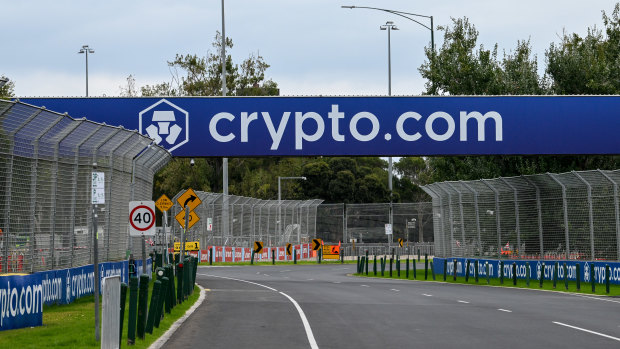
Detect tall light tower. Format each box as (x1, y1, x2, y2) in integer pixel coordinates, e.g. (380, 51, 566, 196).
(78, 45, 95, 97)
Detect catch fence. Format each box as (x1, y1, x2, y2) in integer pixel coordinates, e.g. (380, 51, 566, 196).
(422, 170, 620, 261)
(0, 99, 170, 273)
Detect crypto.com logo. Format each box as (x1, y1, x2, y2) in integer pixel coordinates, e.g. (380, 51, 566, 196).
(139, 99, 189, 152)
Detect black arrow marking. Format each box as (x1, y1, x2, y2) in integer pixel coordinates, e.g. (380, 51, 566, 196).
(312, 239, 321, 250)
(254, 241, 263, 253)
(287, 244, 292, 255)
(183, 195, 197, 208)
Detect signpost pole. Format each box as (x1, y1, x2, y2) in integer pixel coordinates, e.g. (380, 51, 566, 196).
(163, 211, 168, 265)
(181, 206, 189, 260)
(92, 165, 101, 342)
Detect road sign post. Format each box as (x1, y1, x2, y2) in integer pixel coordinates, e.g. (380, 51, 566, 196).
(156, 194, 173, 263)
(92, 169, 104, 342)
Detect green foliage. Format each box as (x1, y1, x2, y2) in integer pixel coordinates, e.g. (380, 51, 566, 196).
(0, 75, 15, 99)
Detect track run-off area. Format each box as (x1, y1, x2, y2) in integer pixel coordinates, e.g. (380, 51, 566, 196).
(162, 263, 620, 348)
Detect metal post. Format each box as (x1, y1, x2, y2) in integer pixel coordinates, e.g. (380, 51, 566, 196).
(425, 186, 445, 257)
(548, 173, 570, 259)
(524, 176, 544, 257)
(436, 184, 454, 257)
(573, 171, 595, 260)
(93, 163, 100, 342)
(461, 182, 482, 256)
(447, 182, 466, 255)
(599, 170, 620, 260)
(482, 180, 501, 258)
(500, 178, 521, 257)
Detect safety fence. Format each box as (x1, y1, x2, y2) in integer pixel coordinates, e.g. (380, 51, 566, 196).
(0, 100, 170, 273)
(187, 243, 316, 263)
(344, 242, 435, 258)
(170, 191, 323, 248)
(422, 170, 620, 261)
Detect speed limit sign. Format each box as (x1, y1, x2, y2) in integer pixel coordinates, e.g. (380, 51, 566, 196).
(129, 201, 156, 236)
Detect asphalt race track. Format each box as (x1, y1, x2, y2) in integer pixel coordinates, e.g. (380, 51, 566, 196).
(165, 264, 620, 348)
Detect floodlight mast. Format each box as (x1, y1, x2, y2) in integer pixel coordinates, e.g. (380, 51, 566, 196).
(78, 45, 95, 97)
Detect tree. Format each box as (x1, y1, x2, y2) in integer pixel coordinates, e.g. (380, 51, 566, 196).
(0, 75, 15, 99)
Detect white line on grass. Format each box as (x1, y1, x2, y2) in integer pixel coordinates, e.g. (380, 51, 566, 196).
(553, 321, 620, 342)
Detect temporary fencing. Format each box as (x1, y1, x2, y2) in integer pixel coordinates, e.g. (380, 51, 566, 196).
(422, 170, 620, 261)
(0, 100, 170, 273)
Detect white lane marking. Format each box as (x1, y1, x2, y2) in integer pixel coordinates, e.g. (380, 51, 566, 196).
(361, 285, 370, 287)
(390, 289, 399, 292)
(203, 273, 319, 349)
(256, 272, 260, 274)
(498, 309, 512, 313)
(458, 300, 469, 304)
(307, 279, 314, 281)
(263, 274, 271, 277)
(553, 321, 620, 342)
(280, 270, 292, 272)
(333, 281, 341, 284)
(279, 291, 319, 349)
(202, 274, 277, 292)
(573, 294, 620, 304)
(422, 294, 433, 297)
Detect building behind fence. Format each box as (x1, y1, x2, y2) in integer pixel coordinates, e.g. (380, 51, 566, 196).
(0, 100, 170, 273)
(422, 170, 620, 261)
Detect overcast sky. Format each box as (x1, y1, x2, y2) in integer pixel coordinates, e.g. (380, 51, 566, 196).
(2, 0, 616, 97)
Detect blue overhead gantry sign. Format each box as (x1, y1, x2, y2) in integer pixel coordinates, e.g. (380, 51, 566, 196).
(18, 96, 620, 157)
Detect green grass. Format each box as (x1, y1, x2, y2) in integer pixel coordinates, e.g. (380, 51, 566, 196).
(355, 263, 620, 296)
(0, 275, 201, 348)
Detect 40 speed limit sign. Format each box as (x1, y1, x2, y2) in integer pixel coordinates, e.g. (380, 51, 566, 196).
(129, 201, 156, 236)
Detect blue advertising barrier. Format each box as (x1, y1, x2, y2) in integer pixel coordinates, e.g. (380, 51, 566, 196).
(433, 257, 620, 285)
(0, 258, 151, 331)
(18, 96, 620, 157)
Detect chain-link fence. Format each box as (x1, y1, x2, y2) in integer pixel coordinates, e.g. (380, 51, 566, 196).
(422, 170, 620, 261)
(169, 191, 323, 248)
(0, 100, 170, 273)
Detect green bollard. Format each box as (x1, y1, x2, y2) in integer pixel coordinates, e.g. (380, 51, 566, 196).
(177, 263, 184, 304)
(167, 265, 175, 311)
(365, 250, 369, 275)
(486, 263, 490, 284)
(499, 261, 504, 284)
(564, 263, 568, 290)
(294, 249, 297, 264)
(431, 261, 436, 280)
(606, 265, 610, 294)
(357, 256, 361, 274)
(406, 258, 410, 279)
(381, 257, 385, 276)
(145, 280, 161, 334)
(526, 262, 530, 287)
(374, 255, 377, 276)
(475, 260, 479, 283)
(591, 263, 596, 293)
(119, 283, 127, 347)
(209, 249, 212, 265)
(540, 262, 545, 288)
(413, 258, 417, 279)
(418, 249, 421, 262)
(389, 257, 393, 277)
(553, 262, 558, 289)
(272, 250, 276, 265)
(465, 260, 470, 282)
(137, 274, 150, 340)
(319, 248, 322, 264)
(127, 276, 139, 345)
(576, 263, 581, 291)
(424, 254, 428, 280)
(251, 251, 255, 265)
(443, 259, 447, 281)
(155, 277, 168, 328)
(453, 259, 457, 281)
(512, 263, 517, 286)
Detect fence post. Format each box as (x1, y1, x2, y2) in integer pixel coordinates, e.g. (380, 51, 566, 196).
(548, 173, 571, 259)
(461, 182, 482, 257)
(576, 263, 581, 291)
(606, 265, 610, 294)
(475, 260, 479, 283)
(425, 254, 428, 280)
(540, 262, 545, 288)
(482, 180, 502, 259)
(525, 262, 530, 287)
(500, 261, 504, 284)
(598, 170, 620, 261)
(512, 262, 517, 286)
(564, 263, 568, 290)
(553, 262, 558, 289)
(573, 171, 595, 260)
(453, 259, 457, 281)
(465, 260, 470, 282)
(501, 178, 521, 257)
(365, 250, 369, 275)
(591, 263, 596, 293)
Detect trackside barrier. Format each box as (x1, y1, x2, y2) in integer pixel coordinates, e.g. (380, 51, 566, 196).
(0, 258, 151, 331)
(195, 244, 314, 263)
(433, 258, 620, 286)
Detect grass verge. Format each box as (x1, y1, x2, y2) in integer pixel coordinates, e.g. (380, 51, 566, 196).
(0, 275, 201, 348)
(355, 265, 620, 296)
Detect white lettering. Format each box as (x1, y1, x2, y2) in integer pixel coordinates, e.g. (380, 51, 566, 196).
(240, 112, 258, 142)
(396, 112, 422, 141)
(295, 112, 325, 149)
(328, 105, 345, 141)
(210, 112, 235, 142)
(350, 112, 379, 142)
(262, 112, 291, 150)
(426, 111, 455, 141)
(460, 111, 503, 141)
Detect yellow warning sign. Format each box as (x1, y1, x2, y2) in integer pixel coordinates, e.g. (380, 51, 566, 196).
(155, 194, 173, 212)
(174, 241, 200, 251)
(322, 245, 340, 260)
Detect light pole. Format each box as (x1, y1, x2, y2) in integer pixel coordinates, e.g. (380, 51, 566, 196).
(220, 0, 230, 245)
(278, 176, 306, 244)
(78, 45, 95, 97)
(379, 21, 397, 248)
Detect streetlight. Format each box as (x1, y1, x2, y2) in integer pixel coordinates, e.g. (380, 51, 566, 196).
(278, 176, 307, 244)
(380, 21, 398, 96)
(78, 45, 95, 97)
